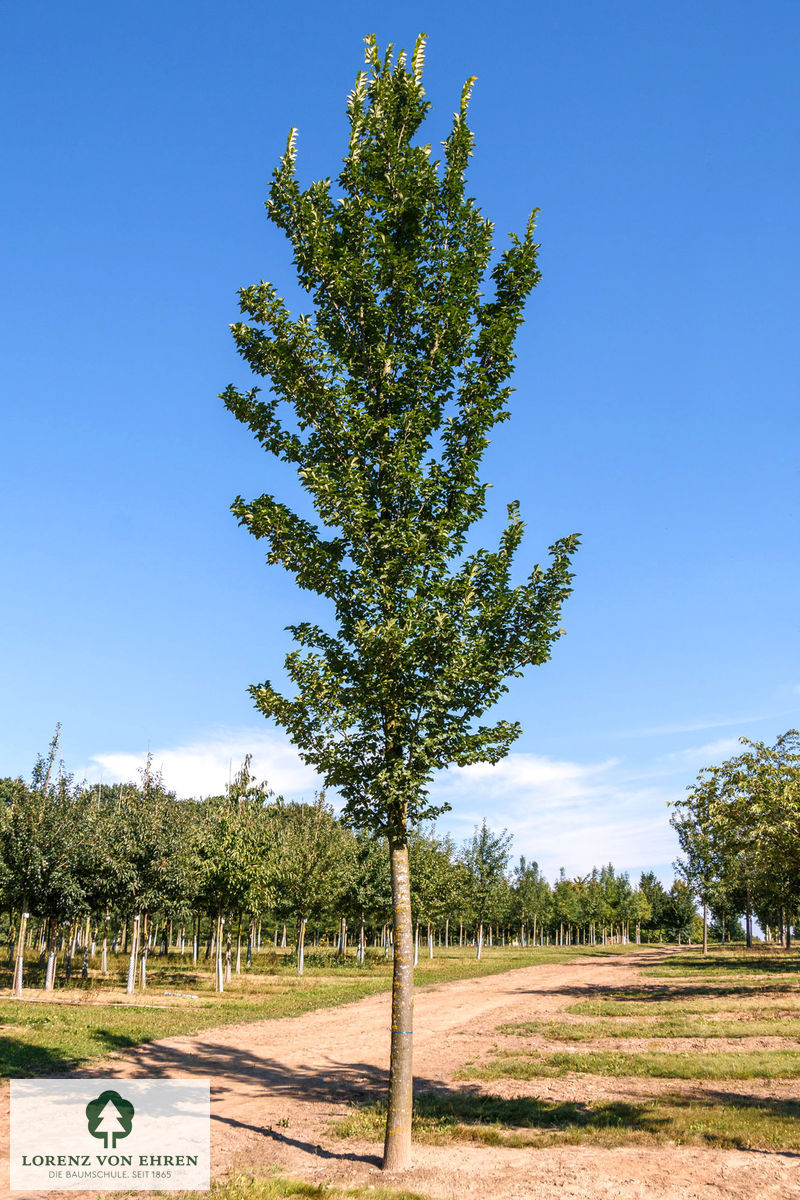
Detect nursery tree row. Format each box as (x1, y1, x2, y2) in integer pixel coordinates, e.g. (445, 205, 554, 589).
(2, 733, 698, 995)
(671, 730, 800, 951)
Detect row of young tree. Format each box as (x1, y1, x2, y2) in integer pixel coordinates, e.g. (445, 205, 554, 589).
(671, 730, 800, 951)
(1, 731, 696, 996)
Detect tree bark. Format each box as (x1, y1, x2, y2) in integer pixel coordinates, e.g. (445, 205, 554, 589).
(745, 881, 753, 948)
(297, 916, 307, 976)
(139, 912, 149, 989)
(101, 912, 109, 976)
(126, 915, 140, 995)
(13, 909, 28, 997)
(216, 915, 225, 992)
(702, 902, 708, 955)
(44, 920, 58, 991)
(382, 838, 413, 1173)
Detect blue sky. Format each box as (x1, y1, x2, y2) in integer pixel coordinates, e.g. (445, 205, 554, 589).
(2, 1, 798, 883)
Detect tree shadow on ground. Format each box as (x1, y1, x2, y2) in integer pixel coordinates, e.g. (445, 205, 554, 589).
(0, 1037, 79, 1078)
(526, 981, 800, 1006)
(338, 1087, 800, 1155)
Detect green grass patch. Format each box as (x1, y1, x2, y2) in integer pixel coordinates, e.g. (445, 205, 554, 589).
(331, 1090, 800, 1151)
(0, 943, 624, 1079)
(460, 1048, 800, 1081)
(177, 1173, 428, 1200)
(643, 948, 800, 979)
(501, 1014, 800, 1040)
(568, 990, 800, 1018)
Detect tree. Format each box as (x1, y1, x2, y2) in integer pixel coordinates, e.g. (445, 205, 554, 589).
(666, 879, 697, 944)
(222, 34, 578, 1170)
(195, 758, 274, 988)
(671, 731, 800, 949)
(270, 796, 354, 974)
(0, 728, 90, 991)
(639, 871, 670, 942)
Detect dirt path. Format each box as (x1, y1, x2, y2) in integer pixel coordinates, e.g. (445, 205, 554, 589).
(2, 948, 799, 1200)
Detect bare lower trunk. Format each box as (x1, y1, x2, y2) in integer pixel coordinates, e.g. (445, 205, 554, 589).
(139, 912, 148, 989)
(702, 902, 708, 955)
(44, 921, 57, 991)
(101, 912, 109, 976)
(297, 916, 307, 976)
(13, 909, 28, 996)
(382, 839, 413, 1173)
(745, 882, 753, 948)
(216, 915, 225, 992)
(126, 915, 140, 994)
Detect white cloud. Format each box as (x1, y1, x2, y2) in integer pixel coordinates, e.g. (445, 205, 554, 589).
(659, 737, 742, 768)
(88, 729, 320, 799)
(431, 754, 678, 880)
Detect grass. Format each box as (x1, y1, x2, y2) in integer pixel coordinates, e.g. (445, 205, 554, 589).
(331, 1090, 800, 1151)
(500, 1015, 800, 1039)
(643, 947, 800, 978)
(0, 942, 627, 1079)
(460, 1048, 800, 1081)
(176, 1173, 429, 1200)
(568, 989, 800, 1018)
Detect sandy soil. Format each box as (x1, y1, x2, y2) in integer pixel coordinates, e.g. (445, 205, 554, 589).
(2, 948, 799, 1200)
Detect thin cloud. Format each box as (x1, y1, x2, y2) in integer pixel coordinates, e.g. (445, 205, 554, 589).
(620, 708, 800, 738)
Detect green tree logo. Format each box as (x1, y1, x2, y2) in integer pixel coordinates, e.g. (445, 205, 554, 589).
(85, 1090, 135, 1149)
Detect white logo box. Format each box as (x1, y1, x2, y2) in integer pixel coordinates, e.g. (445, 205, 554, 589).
(10, 1079, 210, 1191)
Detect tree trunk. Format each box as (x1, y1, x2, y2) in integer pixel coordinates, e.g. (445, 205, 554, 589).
(13, 909, 28, 996)
(82, 913, 91, 980)
(745, 882, 753, 948)
(476, 922, 483, 961)
(216, 915, 225, 992)
(126, 915, 140, 994)
(297, 916, 307, 976)
(101, 912, 109, 976)
(44, 920, 58, 991)
(7, 910, 17, 967)
(382, 838, 414, 1173)
(139, 912, 149, 989)
(702, 902, 708, 955)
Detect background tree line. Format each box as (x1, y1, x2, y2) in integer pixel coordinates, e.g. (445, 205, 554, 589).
(1, 732, 711, 996)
